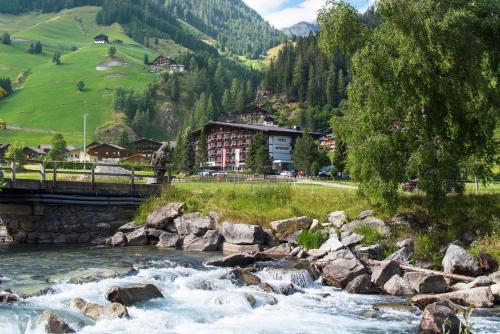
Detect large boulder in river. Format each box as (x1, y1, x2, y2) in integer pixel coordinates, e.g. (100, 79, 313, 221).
(418, 302, 463, 334)
(37, 311, 75, 333)
(383, 275, 414, 295)
(220, 223, 266, 245)
(206, 253, 270, 267)
(118, 222, 140, 233)
(385, 239, 413, 264)
(223, 267, 261, 286)
(371, 260, 401, 288)
(126, 228, 149, 246)
(110, 232, 127, 247)
(325, 211, 348, 228)
(222, 242, 262, 253)
(106, 284, 163, 306)
(182, 230, 221, 251)
(340, 217, 390, 237)
(319, 248, 367, 289)
(70, 298, 128, 320)
(270, 217, 313, 241)
(411, 286, 495, 309)
(263, 243, 292, 256)
(156, 232, 181, 248)
(355, 244, 384, 261)
(345, 274, 373, 294)
(146, 202, 185, 231)
(0, 290, 19, 302)
(442, 244, 481, 277)
(403, 272, 447, 294)
(174, 212, 215, 236)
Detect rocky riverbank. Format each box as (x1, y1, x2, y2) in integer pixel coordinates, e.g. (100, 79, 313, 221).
(77, 202, 500, 334)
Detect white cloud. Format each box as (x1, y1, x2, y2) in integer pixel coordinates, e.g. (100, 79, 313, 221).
(242, 0, 289, 16)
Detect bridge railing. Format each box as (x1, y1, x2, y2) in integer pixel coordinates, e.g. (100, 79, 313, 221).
(0, 159, 172, 191)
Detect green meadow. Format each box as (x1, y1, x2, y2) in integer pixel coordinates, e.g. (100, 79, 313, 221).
(0, 7, 186, 145)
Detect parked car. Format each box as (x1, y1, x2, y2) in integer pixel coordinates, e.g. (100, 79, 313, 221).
(402, 179, 418, 192)
(318, 170, 332, 178)
(213, 171, 228, 177)
(280, 170, 294, 177)
(198, 169, 213, 176)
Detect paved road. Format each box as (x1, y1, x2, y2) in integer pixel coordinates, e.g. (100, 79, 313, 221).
(296, 179, 358, 190)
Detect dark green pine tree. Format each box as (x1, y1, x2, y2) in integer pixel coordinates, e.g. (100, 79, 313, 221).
(246, 132, 272, 174)
(337, 69, 345, 106)
(292, 131, 320, 176)
(292, 54, 307, 102)
(170, 75, 180, 102)
(143, 53, 149, 65)
(196, 128, 208, 167)
(306, 66, 316, 106)
(46, 134, 67, 161)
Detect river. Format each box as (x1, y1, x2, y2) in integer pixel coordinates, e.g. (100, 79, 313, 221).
(0, 245, 499, 334)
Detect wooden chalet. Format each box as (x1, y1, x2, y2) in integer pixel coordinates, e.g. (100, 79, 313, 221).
(130, 138, 162, 158)
(23, 147, 46, 159)
(94, 34, 109, 44)
(319, 133, 336, 152)
(124, 154, 150, 164)
(86, 142, 128, 162)
(148, 55, 175, 70)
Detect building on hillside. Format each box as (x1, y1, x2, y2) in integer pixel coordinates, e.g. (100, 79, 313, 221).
(169, 64, 185, 74)
(86, 142, 128, 162)
(23, 147, 46, 160)
(319, 133, 336, 152)
(149, 55, 175, 71)
(0, 143, 10, 160)
(238, 106, 277, 126)
(94, 34, 109, 44)
(124, 154, 150, 165)
(129, 138, 163, 158)
(192, 121, 320, 171)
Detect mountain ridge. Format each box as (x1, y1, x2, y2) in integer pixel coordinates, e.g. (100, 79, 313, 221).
(281, 21, 320, 37)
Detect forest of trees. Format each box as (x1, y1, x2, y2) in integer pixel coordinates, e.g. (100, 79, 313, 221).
(113, 52, 262, 139)
(0, 0, 102, 14)
(163, 0, 284, 58)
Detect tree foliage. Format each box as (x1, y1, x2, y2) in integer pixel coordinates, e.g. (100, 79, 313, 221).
(1, 32, 11, 45)
(5, 143, 25, 167)
(76, 80, 85, 92)
(320, 0, 500, 210)
(246, 132, 272, 174)
(46, 134, 67, 161)
(52, 51, 61, 65)
(108, 46, 116, 57)
(292, 132, 324, 176)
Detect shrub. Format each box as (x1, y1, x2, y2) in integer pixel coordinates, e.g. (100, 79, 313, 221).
(414, 234, 442, 264)
(354, 226, 385, 245)
(297, 229, 328, 249)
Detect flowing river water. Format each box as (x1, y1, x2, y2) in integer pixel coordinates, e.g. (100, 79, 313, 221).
(0, 245, 499, 334)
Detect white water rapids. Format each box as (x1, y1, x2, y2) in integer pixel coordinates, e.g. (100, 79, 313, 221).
(0, 245, 499, 334)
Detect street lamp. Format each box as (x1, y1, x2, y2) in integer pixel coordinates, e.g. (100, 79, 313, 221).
(83, 113, 88, 164)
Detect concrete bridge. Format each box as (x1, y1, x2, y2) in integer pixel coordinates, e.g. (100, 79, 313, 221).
(0, 161, 165, 244)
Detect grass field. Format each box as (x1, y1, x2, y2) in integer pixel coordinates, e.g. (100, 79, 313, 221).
(0, 7, 187, 146)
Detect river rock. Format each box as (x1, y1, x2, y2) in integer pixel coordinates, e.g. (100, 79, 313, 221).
(106, 284, 163, 306)
(258, 283, 275, 293)
(319, 248, 367, 288)
(442, 244, 481, 277)
(357, 210, 374, 220)
(245, 293, 257, 307)
(386, 246, 413, 264)
(307, 249, 327, 258)
(270, 216, 313, 241)
(281, 283, 300, 295)
(345, 274, 373, 294)
(263, 228, 277, 246)
(418, 302, 463, 334)
(290, 246, 303, 256)
(384, 275, 414, 295)
(156, 232, 181, 248)
(341, 233, 364, 247)
(118, 222, 139, 233)
(110, 232, 126, 247)
(263, 243, 292, 256)
(325, 211, 348, 228)
(37, 311, 75, 333)
(49, 267, 132, 284)
(70, 298, 128, 320)
(403, 272, 448, 294)
(146, 202, 185, 231)
(340, 217, 390, 237)
(126, 228, 148, 246)
(411, 287, 495, 309)
(478, 253, 498, 274)
(174, 212, 215, 236)
(182, 230, 222, 251)
(222, 242, 262, 253)
(224, 267, 261, 286)
(294, 259, 321, 281)
(491, 284, 500, 302)
(318, 233, 344, 253)
(355, 244, 384, 261)
(206, 253, 270, 267)
(146, 228, 164, 239)
(373, 303, 419, 313)
(0, 290, 19, 302)
(220, 223, 266, 245)
(452, 276, 493, 291)
(371, 260, 401, 287)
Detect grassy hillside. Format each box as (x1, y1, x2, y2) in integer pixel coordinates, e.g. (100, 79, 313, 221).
(0, 7, 187, 145)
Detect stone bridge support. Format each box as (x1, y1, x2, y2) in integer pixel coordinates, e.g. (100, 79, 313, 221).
(0, 203, 135, 244)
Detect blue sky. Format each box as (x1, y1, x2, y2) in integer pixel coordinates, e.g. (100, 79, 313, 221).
(242, 0, 374, 28)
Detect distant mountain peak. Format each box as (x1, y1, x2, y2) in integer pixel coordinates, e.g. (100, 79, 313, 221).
(281, 22, 320, 37)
